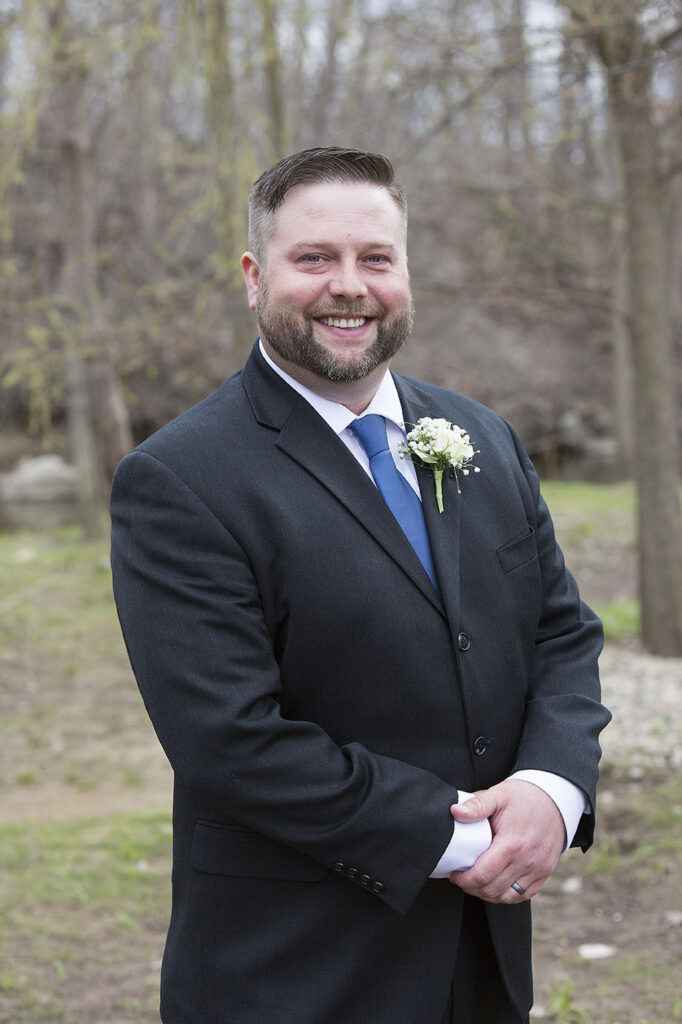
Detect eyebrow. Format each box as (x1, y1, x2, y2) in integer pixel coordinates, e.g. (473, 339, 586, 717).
(288, 241, 399, 253)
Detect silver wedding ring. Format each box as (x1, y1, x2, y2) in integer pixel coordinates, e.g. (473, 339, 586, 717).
(510, 881, 526, 896)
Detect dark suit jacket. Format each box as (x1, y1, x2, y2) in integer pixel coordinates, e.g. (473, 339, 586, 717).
(110, 344, 609, 1024)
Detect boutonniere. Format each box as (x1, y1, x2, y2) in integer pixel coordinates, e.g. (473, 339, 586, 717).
(399, 417, 480, 513)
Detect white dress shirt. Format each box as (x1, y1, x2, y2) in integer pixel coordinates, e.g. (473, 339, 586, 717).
(259, 342, 587, 875)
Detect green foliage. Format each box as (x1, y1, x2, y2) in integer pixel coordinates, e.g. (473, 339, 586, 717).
(546, 979, 592, 1023)
(594, 600, 640, 643)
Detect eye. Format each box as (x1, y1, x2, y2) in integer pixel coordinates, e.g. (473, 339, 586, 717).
(300, 254, 325, 264)
(366, 254, 389, 265)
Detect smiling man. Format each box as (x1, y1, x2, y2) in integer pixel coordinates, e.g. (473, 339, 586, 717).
(111, 148, 610, 1024)
(241, 177, 414, 403)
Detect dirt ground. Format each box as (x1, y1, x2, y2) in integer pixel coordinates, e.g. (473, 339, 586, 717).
(0, 511, 680, 1023)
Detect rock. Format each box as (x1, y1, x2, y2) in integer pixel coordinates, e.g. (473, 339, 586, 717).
(663, 910, 682, 927)
(561, 876, 583, 894)
(0, 455, 79, 529)
(1, 454, 78, 502)
(578, 943, 617, 960)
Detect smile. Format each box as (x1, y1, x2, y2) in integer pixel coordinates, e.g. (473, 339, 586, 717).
(317, 316, 368, 329)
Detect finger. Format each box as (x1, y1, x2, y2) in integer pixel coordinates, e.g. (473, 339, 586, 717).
(450, 791, 494, 822)
(448, 837, 536, 899)
(450, 867, 550, 904)
(502, 872, 549, 903)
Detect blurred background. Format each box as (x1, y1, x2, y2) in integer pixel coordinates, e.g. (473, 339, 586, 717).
(0, 1, 681, 1021)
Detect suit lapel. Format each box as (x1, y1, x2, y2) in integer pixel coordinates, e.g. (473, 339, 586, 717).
(241, 346, 443, 614)
(394, 375, 463, 642)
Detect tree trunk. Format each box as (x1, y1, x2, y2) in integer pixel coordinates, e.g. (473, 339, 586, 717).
(49, 0, 132, 532)
(611, 210, 635, 469)
(310, 0, 356, 141)
(498, 0, 531, 177)
(259, 0, 287, 161)
(606, 56, 682, 654)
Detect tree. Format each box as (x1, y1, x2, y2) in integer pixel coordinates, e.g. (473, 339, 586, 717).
(561, 0, 682, 655)
(47, 0, 134, 532)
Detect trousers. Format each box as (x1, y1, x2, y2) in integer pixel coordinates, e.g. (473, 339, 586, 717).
(441, 895, 530, 1024)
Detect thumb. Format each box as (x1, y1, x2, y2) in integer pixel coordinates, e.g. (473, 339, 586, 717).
(450, 789, 493, 822)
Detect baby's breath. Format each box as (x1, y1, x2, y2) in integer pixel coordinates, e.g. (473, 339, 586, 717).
(400, 417, 480, 512)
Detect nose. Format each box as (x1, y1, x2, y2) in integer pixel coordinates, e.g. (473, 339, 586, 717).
(328, 259, 368, 301)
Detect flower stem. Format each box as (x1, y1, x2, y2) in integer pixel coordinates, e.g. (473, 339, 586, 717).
(433, 468, 444, 513)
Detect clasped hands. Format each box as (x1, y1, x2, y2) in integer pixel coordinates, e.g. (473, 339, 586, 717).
(448, 780, 565, 904)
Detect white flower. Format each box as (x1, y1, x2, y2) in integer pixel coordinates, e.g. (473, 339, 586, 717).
(399, 417, 480, 512)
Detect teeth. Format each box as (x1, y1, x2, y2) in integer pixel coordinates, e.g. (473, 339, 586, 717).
(319, 317, 367, 329)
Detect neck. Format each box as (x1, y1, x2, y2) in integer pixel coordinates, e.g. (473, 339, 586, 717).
(261, 342, 389, 415)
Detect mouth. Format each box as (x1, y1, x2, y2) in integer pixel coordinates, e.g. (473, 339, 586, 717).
(315, 316, 371, 330)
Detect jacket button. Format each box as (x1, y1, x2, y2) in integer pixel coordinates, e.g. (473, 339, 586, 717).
(371, 881, 385, 893)
(332, 862, 345, 872)
(473, 736, 487, 756)
(458, 632, 471, 651)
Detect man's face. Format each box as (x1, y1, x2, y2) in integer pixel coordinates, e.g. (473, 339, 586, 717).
(242, 182, 414, 385)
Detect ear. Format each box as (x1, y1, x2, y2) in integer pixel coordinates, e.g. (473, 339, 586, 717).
(241, 252, 261, 310)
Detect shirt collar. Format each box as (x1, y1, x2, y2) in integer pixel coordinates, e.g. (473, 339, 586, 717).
(258, 340, 406, 436)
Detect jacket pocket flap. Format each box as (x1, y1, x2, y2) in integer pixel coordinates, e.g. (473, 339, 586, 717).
(191, 821, 329, 881)
(497, 527, 537, 574)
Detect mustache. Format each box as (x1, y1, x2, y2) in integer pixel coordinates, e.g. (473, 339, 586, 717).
(305, 301, 386, 319)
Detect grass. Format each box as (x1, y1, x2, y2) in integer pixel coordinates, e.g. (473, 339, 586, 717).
(540, 481, 641, 642)
(594, 599, 640, 643)
(540, 480, 636, 518)
(0, 525, 116, 658)
(0, 813, 170, 1023)
(546, 979, 592, 1023)
(586, 772, 682, 882)
(533, 771, 682, 1024)
(0, 812, 171, 911)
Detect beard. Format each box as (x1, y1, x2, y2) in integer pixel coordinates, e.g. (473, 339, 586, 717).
(256, 286, 414, 384)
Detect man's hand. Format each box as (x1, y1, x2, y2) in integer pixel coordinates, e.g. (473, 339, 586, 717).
(448, 780, 565, 903)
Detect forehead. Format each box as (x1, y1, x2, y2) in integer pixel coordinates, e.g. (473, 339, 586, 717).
(268, 181, 406, 250)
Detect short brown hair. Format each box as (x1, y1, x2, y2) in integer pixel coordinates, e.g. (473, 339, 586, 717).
(247, 147, 407, 261)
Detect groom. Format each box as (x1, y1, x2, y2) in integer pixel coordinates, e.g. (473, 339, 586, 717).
(110, 147, 610, 1024)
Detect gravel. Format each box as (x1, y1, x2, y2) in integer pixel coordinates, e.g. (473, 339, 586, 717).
(598, 645, 682, 770)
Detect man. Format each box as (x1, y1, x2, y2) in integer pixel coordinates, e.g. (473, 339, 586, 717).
(110, 147, 610, 1024)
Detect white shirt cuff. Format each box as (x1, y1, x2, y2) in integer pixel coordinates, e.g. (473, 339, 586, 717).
(429, 791, 492, 877)
(508, 770, 588, 851)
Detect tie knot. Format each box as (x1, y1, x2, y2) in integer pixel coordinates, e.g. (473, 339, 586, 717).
(350, 414, 390, 459)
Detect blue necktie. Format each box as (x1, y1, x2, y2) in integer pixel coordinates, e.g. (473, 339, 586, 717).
(351, 415, 438, 590)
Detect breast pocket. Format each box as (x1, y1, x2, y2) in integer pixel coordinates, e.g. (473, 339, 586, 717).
(496, 527, 538, 574)
(191, 820, 329, 881)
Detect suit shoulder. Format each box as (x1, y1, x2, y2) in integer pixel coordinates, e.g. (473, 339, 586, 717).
(128, 369, 248, 462)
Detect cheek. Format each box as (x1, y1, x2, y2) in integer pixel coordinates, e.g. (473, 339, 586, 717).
(376, 279, 412, 311)
(273, 280, 325, 310)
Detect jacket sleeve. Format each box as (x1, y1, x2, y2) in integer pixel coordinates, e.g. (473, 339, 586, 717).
(110, 449, 459, 913)
(506, 423, 611, 849)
